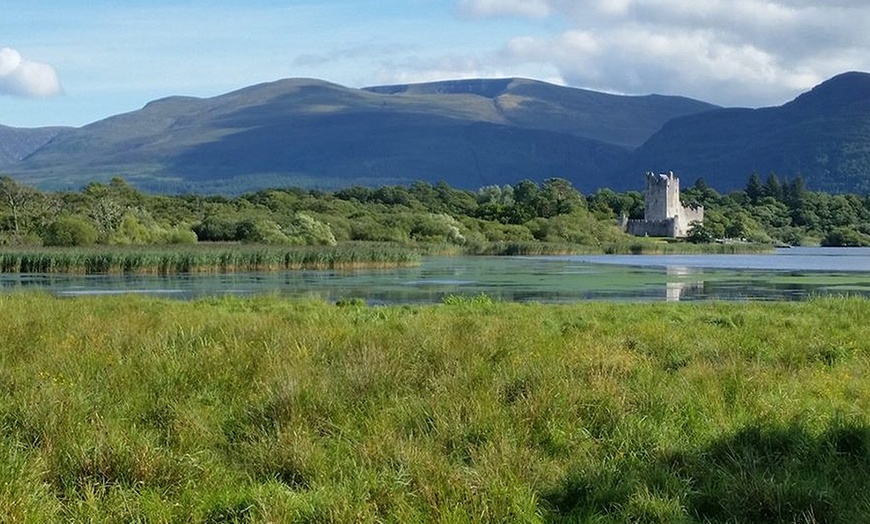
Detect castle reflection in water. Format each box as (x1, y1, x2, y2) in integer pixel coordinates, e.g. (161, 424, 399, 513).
(665, 266, 704, 302)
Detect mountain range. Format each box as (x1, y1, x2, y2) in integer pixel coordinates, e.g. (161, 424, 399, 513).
(1, 72, 869, 194)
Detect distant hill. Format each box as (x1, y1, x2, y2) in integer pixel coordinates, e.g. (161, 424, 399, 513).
(5, 73, 870, 195)
(1, 78, 716, 194)
(0, 125, 70, 166)
(631, 72, 870, 192)
(364, 78, 715, 149)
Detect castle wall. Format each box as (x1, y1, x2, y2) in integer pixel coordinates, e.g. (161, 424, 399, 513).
(676, 205, 704, 237)
(626, 218, 679, 238)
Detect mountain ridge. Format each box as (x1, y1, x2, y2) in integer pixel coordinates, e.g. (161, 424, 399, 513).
(1, 77, 716, 193)
(2, 73, 869, 194)
(632, 71, 870, 192)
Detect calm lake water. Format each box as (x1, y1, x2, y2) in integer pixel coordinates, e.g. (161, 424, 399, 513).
(1, 247, 869, 303)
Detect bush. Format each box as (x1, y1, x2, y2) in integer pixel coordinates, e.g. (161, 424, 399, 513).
(193, 216, 240, 242)
(285, 213, 337, 246)
(159, 228, 198, 245)
(821, 227, 870, 247)
(43, 216, 98, 247)
(108, 214, 152, 245)
(237, 219, 292, 245)
(686, 221, 714, 243)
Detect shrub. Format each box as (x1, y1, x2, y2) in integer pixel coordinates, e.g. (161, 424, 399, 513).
(193, 216, 240, 242)
(686, 221, 714, 243)
(160, 228, 198, 245)
(285, 213, 337, 246)
(821, 227, 870, 247)
(43, 216, 98, 247)
(237, 219, 292, 245)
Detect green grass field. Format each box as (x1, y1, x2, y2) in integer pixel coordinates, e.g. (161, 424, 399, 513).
(1, 293, 868, 522)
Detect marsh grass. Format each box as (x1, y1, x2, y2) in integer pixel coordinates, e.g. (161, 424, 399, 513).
(467, 240, 773, 256)
(0, 244, 421, 274)
(0, 294, 868, 521)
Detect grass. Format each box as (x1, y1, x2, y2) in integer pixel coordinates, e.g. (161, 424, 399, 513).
(0, 294, 868, 521)
(0, 244, 421, 274)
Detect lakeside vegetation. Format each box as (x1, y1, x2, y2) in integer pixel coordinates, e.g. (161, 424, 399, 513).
(0, 294, 868, 521)
(0, 244, 421, 274)
(2, 173, 868, 262)
(0, 238, 774, 275)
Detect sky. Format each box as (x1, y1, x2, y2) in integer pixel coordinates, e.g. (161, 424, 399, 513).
(2, 0, 870, 128)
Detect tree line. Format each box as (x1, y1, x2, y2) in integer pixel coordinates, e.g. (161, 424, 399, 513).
(0, 173, 868, 248)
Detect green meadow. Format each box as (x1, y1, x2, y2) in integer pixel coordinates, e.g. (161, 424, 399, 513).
(1, 293, 868, 522)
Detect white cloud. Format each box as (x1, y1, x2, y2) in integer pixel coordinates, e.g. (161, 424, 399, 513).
(0, 47, 62, 97)
(455, 0, 870, 106)
(371, 52, 566, 90)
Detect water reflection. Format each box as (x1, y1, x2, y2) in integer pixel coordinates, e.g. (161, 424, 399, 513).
(665, 266, 704, 302)
(2, 248, 870, 303)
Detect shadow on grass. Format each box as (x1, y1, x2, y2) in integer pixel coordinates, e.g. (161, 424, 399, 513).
(543, 418, 870, 523)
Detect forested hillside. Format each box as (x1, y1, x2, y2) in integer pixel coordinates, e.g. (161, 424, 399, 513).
(1, 175, 868, 249)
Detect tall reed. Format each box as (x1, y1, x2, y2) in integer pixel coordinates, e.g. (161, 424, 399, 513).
(465, 240, 773, 256)
(0, 245, 421, 274)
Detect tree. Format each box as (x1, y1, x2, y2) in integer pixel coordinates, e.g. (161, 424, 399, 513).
(784, 176, 807, 208)
(745, 173, 764, 204)
(683, 177, 720, 207)
(0, 176, 38, 242)
(588, 188, 639, 219)
(508, 179, 540, 224)
(538, 177, 584, 217)
(686, 221, 714, 243)
(762, 173, 783, 201)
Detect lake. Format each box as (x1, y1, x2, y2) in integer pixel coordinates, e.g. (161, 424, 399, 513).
(1, 247, 869, 303)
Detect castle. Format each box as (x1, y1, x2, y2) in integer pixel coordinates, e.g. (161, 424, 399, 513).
(621, 171, 703, 238)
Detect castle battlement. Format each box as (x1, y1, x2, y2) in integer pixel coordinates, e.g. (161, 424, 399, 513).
(623, 171, 703, 238)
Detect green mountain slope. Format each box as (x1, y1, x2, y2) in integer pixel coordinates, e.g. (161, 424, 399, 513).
(4, 78, 715, 194)
(0, 125, 70, 166)
(365, 78, 716, 149)
(631, 72, 870, 192)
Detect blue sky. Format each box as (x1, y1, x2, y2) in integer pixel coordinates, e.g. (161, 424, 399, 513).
(3, 0, 870, 128)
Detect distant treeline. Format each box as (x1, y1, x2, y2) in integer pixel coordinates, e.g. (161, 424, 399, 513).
(571, 173, 870, 247)
(0, 173, 868, 248)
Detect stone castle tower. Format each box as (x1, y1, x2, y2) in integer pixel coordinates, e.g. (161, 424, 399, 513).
(644, 171, 682, 222)
(623, 171, 704, 238)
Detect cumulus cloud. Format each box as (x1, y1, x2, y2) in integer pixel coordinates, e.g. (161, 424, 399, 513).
(374, 55, 496, 85)
(0, 47, 62, 97)
(457, 0, 870, 106)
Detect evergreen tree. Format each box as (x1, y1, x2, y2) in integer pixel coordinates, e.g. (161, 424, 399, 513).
(745, 173, 763, 204)
(763, 173, 783, 201)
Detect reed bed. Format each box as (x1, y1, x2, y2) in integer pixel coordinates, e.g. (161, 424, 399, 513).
(468, 241, 583, 256)
(0, 294, 867, 521)
(606, 239, 775, 255)
(467, 240, 773, 256)
(0, 245, 421, 274)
